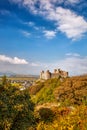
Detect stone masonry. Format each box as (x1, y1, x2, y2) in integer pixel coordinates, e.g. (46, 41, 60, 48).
(40, 69, 68, 80)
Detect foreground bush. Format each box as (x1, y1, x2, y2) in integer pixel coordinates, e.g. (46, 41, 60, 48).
(0, 76, 35, 130)
(38, 108, 54, 123)
(36, 105, 87, 130)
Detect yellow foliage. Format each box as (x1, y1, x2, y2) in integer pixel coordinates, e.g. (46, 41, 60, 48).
(13, 104, 24, 111)
(3, 119, 11, 130)
(36, 105, 87, 130)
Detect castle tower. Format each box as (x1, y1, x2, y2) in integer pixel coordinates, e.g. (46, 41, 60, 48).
(45, 70, 51, 80)
(56, 69, 61, 73)
(40, 71, 45, 79)
(54, 69, 57, 73)
(62, 71, 68, 78)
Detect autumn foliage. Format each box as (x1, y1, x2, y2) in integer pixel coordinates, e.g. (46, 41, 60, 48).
(0, 75, 87, 130)
(0, 76, 35, 130)
(54, 76, 87, 105)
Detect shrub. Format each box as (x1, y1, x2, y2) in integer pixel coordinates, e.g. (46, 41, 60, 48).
(36, 105, 87, 130)
(29, 82, 44, 95)
(54, 76, 87, 105)
(38, 108, 54, 123)
(0, 76, 35, 130)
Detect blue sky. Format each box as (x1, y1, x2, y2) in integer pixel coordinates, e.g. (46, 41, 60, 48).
(0, 0, 87, 75)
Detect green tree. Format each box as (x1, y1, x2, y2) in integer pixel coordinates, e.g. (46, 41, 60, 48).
(2, 75, 7, 85)
(0, 76, 35, 130)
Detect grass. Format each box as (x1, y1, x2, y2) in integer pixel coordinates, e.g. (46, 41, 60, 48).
(30, 78, 61, 104)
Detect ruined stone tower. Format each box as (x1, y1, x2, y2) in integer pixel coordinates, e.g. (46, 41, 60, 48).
(40, 69, 68, 80)
(40, 70, 51, 80)
(45, 70, 51, 79)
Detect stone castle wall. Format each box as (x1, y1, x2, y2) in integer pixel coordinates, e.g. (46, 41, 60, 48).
(40, 69, 68, 80)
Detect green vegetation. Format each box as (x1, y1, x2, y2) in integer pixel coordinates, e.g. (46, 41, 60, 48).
(0, 75, 87, 130)
(29, 78, 60, 104)
(30, 76, 87, 106)
(54, 76, 87, 106)
(29, 76, 87, 130)
(35, 105, 87, 130)
(0, 76, 35, 130)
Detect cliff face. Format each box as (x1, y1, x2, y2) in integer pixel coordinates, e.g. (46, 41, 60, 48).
(40, 69, 68, 80)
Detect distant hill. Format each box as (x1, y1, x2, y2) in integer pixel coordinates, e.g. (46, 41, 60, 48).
(0, 71, 16, 77)
(0, 72, 39, 78)
(10, 74, 39, 78)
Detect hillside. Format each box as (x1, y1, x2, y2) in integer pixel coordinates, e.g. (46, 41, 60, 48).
(28, 76, 87, 130)
(29, 76, 87, 106)
(29, 78, 61, 104)
(0, 76, 87, 130)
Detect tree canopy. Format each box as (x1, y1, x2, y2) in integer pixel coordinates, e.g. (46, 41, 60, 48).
(0, 76, 35, 130)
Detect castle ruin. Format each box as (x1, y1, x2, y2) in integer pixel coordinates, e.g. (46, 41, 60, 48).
(40, 69, 68, 80)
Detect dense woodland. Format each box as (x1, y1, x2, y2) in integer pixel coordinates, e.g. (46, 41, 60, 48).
(0, 75, 87, 130)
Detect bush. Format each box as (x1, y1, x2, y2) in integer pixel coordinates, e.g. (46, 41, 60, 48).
(0, 76, 35, 130)
(29, 82, 44, 95)
(38, 108, 54, 123)
(54, 76, 87, 105)
(36, 105, 87, 130)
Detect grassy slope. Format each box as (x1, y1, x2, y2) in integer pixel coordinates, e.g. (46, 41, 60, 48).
(29, 78, 61, 104)
(29, 76, 87, 106)
(28, 76, 87, 130)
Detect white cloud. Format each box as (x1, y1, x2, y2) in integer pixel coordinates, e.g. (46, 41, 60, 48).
(66, 53, 80, 57)
(40, 55, 87, 76)
(24, 21, 35, 26)
(9, 0, 22, 4)
(46, 7, 87, 40)
(0, 55, 28, 64)
(9, 0, 81, 13)
(34, 26, 40, 30)
(55, 7, 87, 40)
(20, 30, 31, 37)
(0, 54, 87, 75)
(31, 63, 40, 67)
(66, 0, 80, 4)
(9, 0, 87, 40)
(43, 30, 56, 39)
(23, 21, 41, 31)
(60, 56, 87, 75)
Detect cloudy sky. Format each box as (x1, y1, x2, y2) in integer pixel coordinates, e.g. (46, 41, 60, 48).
(0, 0, 87, 75)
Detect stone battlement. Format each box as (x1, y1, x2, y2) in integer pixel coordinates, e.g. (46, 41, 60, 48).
(40, 69, 68, 80)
